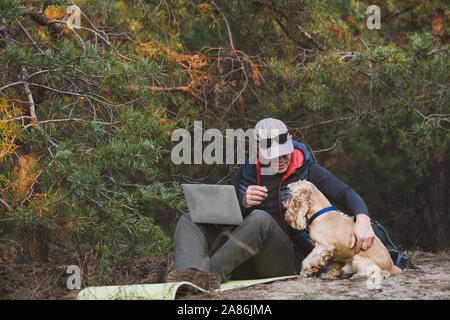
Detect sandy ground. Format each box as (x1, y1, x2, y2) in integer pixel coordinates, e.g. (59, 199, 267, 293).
(181, 251, 450, 300)
(1, 250, 448, 300)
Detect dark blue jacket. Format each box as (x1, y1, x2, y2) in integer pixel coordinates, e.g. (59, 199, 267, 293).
(232, 140, 369, 258)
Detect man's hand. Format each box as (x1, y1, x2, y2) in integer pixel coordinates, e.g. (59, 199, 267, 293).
(350, 214, 375, 253)
(242, 185, 268, 208)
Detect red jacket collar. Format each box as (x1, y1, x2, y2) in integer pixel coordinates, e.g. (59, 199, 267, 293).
(256, 149, 305, 184)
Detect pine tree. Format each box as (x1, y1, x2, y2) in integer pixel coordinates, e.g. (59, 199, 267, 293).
(0, 0, 448, 289)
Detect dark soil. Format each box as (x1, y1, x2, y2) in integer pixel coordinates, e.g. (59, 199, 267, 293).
(0, 242, 170, 300)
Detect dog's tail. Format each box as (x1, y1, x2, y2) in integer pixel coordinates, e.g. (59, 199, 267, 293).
(389, 265, 402, 276)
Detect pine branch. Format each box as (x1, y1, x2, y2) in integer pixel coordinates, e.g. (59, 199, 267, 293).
(250, 0, 325, 51)
(271, 14, 308, 49)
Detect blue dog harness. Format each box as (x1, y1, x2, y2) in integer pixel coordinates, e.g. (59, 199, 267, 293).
(308, 206, 336, 225)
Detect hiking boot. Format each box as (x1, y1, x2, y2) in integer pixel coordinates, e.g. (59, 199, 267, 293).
(166, 268, 221, 291)
(151, 268, 166, 283)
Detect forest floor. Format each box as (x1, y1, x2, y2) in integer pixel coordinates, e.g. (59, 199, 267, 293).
(182, 250, 450, 300)
(0, 250, 448, 300)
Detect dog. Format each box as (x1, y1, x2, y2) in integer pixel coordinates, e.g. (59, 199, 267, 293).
(285, 179, 401, 280)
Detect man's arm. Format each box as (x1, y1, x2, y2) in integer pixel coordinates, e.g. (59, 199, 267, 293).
(308, 162, 368, 216)
(308, 162, 375, 252)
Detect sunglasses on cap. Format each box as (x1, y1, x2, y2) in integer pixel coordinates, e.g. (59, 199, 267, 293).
(257, 132, 289, 149)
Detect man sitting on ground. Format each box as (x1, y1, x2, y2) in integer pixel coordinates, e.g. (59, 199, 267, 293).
(167, 118, 410, 290)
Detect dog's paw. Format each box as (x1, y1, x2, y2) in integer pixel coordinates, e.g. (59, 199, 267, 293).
(300, 268, 317, 278)
(320, 271, 340, 280)
(300, 272, 311, 278)
(366, 265, 381, 278)
(341, 263, 354, 276)
(350, 273, 366, 280)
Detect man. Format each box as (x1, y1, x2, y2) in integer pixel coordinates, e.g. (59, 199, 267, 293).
(167, 118, 407, 290)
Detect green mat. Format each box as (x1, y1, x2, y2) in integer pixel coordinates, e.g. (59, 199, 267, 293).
(77, 275, 297, 300)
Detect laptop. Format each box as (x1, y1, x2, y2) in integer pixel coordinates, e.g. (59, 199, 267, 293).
(181, 184, 243, 225)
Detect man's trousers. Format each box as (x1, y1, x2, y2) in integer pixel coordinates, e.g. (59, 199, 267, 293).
(172, 209, 303, 281)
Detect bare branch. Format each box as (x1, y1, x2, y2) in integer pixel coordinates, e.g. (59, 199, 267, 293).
(311, 138, 341, 154)
(0, 72, 50, 93)
(26, 70, 51, 79)
(140, 85, 191, 93)
(103, 175, 146, 188)
(0, 81, 24, 92)
(27, 82, 131, 107)
(0, 197, 15, 212)
(15, 17, 44, 54)
(211, 1, 236, 52)
(298, 25, 327, 51)
(22, 117, 114, 130)
(21, 67, 39, 128)
(295, 116, 356, 131)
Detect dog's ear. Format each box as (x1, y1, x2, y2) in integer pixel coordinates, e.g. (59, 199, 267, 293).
(285, 185, 312, 231)
(294, 187, 312, 230)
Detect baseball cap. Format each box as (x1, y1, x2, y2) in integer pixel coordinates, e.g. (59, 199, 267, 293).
(254, 118, 294, 160)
